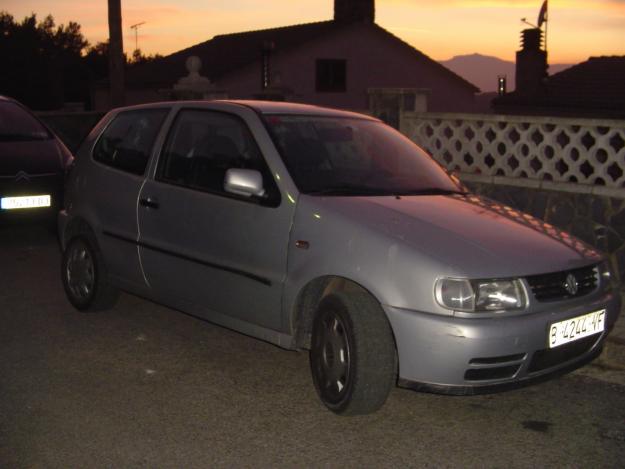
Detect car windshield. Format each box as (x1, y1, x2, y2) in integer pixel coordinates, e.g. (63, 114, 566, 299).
(0, 101, 51, 142)
(264, 115, 462, 196)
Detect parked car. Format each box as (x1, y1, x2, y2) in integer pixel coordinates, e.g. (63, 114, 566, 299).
(58, 100, 620, 415)
(0, 95, 73, 224)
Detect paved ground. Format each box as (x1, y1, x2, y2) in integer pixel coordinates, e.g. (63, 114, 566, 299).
(1, 224, 624, 468)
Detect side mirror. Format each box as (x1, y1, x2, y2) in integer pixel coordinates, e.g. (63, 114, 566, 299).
(224, 168, 266, 198)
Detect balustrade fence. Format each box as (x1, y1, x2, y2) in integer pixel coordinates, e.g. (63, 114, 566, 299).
(400, 112, 625, 199)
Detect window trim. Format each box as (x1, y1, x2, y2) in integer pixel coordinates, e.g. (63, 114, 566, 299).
(154, 107, 282, 208)
(91, 108, 169, 176)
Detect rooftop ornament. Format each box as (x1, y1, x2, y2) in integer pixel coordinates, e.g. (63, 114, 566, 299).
(170, 56, 227, 101)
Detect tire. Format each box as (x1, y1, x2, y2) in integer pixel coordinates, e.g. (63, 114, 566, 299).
(310, 292, 397, 415)
(61, 236, 119, 312)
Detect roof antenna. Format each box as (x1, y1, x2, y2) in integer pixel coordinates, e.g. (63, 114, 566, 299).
(520, 18, 537, 29)
(130, 21, 146, 53)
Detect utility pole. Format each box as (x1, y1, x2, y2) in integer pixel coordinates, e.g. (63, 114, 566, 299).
(130, 21, 146, 53)
(108, 0, 125, 107)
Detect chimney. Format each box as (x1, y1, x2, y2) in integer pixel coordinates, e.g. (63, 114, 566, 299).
(334, 0, 375, 23)
(515, 28, 547, 96)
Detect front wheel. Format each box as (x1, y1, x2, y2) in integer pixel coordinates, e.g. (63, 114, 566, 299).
(310, 292, 397, 415)
(61, 236, 119, 312)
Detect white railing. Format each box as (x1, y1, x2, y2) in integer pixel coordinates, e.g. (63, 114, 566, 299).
(400, 112, 625, 198)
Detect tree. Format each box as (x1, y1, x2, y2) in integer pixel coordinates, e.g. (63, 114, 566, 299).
(0, 10, 163, 110)
(0, 11, 89, 109)
(130, 48, 163, 65)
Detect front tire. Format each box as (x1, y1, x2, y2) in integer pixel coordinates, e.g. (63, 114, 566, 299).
(310, 292, 397, 415)
(61, 236, 119, 312)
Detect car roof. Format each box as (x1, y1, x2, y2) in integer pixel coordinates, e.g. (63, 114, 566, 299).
(228, 100, 377, 120)
(0, 95, 19, 104)
(111, 100, 378, 121)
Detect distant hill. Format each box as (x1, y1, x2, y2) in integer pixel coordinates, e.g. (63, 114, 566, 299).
(440, 53, 573, 92)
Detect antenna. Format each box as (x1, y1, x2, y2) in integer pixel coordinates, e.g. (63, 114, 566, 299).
(130, 21, 146, 52)
(520, 18, 538, 29)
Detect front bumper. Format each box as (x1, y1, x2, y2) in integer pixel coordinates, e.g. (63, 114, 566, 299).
(384, 291, 621, 393)
(0, 173, 64, 224)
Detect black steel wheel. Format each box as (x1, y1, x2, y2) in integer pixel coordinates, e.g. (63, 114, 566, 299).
(61, 236, 118, 312)
(310, 292, 396, 415)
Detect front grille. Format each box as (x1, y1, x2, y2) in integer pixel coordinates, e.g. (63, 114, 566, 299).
(528, 335, 599, 373)
(525, 265, 598, 302)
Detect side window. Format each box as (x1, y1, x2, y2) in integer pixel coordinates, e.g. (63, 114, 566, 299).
(93, 109, 169, 175)
(157, 109, 279, 204)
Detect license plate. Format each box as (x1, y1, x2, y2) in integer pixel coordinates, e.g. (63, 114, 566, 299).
(1, 195, 51, 210)
(549, 309, 605, 348)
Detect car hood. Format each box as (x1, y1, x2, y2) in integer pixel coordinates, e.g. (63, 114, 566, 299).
(0, 139, 62, 176)
(299, 193, 601, 278)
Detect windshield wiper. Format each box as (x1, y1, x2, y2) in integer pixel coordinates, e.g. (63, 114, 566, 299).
(306, 185, 468, 197)
(305, 185, 395, 196)
(394, 188, 468, 196)
(0, 133, 50, 142)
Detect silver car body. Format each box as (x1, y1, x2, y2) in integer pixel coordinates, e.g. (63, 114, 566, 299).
(59, 100, 621, 393)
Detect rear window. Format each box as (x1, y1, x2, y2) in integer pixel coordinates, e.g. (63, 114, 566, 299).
(0, 101, 51, 142)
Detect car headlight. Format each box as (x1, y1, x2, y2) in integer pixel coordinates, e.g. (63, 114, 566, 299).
(435, 278, 526, 312)
(598, 260, 613, 290)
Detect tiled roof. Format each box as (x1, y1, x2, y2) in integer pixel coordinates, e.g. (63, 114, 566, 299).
(370, 25, 479, 93)
(546, 56, 625, 109)
(125, 20, 478, 93)
(126, 21, 339, 86)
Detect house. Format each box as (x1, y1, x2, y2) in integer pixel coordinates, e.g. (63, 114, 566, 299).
(96, 0, 478, 122)
(493, 28, 625, 119)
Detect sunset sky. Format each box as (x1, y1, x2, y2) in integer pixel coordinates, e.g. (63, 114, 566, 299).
(3, 0, 624, 64)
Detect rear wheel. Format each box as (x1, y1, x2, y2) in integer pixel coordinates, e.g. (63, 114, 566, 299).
(61, 236, 119, 312)
(310, 292, 396, 415)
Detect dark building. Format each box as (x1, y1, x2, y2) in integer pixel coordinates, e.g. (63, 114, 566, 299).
(96, 0, 479, 117)
(494, 28, 625, 119)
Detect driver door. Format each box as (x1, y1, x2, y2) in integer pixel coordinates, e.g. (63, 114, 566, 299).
(138, 108, 293, 331)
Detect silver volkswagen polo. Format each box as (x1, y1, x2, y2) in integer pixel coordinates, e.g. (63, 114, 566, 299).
(58, 100, 621, 415)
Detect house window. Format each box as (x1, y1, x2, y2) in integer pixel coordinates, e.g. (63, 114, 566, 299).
(316, 59, 346, 92)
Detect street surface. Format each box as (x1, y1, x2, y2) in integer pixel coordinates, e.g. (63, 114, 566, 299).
(1, 224, 624, 468)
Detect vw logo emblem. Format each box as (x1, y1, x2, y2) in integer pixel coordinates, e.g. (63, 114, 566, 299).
(565, 273, 578, 295)
(15, 171, 30, 182)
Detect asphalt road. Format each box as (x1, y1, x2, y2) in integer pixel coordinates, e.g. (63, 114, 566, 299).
(1, 224, 624, 468)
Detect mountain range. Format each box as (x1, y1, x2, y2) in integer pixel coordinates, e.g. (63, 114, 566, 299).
(439, 53, 573, 93)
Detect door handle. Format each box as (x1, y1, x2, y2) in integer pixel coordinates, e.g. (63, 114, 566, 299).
(139, 197, 160, 209)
